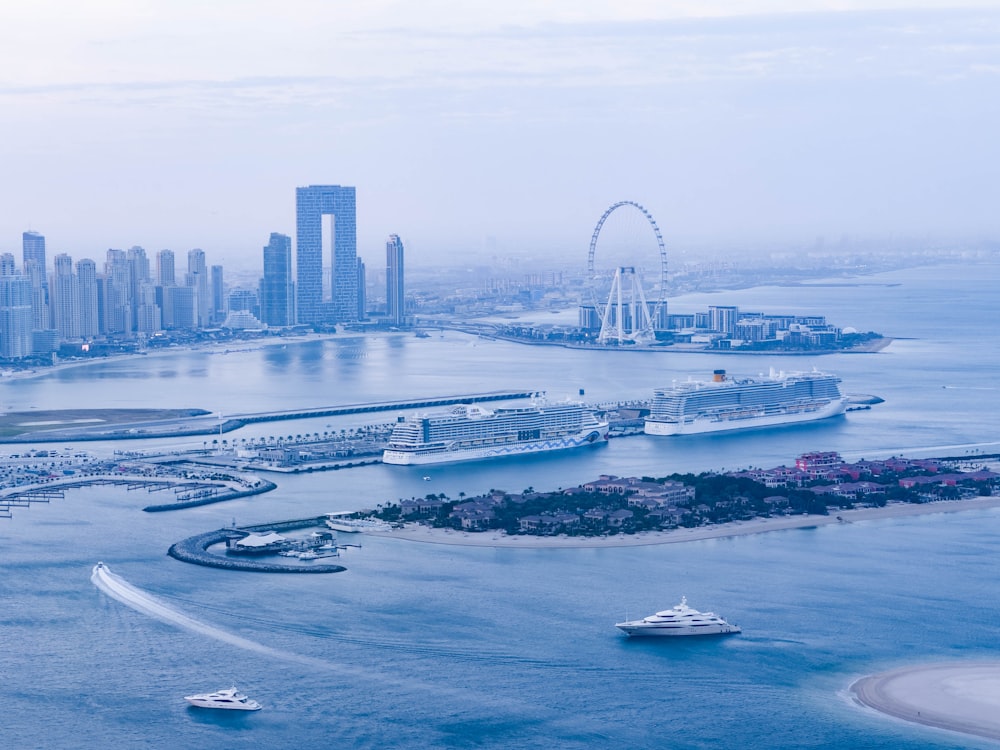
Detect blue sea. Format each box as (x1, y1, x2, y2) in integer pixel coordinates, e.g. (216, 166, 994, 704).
(2, 262, 999, 749)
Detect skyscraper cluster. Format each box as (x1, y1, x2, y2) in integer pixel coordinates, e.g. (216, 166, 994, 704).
(1, 183, 408, 360)
(0, 233, 230, 359)
(261, 184, 406, 328)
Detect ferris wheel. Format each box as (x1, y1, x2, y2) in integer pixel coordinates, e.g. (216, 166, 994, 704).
(586, 201, 668, 344)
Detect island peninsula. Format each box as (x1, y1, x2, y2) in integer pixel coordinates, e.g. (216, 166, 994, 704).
(362, 451, 999, 543)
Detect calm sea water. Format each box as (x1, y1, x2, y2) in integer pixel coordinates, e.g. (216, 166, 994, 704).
(2, 262, 999, 749)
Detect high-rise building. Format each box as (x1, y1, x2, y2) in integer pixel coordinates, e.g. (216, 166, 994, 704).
(22, 231, 46, 271)
(0, 264, 33, 359)
(166, 286, 195, 330)
(228, 288, 258, 314)
(126, 246, 151, 332)
(357, 259, 366, 320)
(210, 265, 225, 325)
(50, 253, 79, 340)
(103, 249, 132, 335)
(385, 234, 405, 325)
(76, 258, 99, 338)
(187, 249, 209, 328)
(22, 231, 49, 331)
(0, 253, 16, 276)
(260, 232, 294, 327)
(156, 249, 175, 287)
(135, 281, 161, 334)
(295, 185, 357, 324)
(709, 305, 739, 335)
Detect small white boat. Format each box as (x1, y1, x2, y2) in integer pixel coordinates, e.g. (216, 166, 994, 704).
(615, 597, 740, 637)
(184, 686, 262, 710)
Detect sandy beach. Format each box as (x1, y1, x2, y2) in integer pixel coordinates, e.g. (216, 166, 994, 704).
(366, 495, 1000, 548)
(852, 662, 1000, 742)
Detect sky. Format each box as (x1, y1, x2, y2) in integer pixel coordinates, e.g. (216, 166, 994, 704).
(1, 1, 998, 272)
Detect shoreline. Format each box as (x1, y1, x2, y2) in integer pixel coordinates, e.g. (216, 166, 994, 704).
(0, 330, 385, 384)
(2, 326, 892, 386)
(852, 662, 1000, 742)
(365, 496, 1000, 548)
(479, 332, 894, 355)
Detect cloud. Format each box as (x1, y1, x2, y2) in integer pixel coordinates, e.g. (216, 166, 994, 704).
(0, 5, 998, 261)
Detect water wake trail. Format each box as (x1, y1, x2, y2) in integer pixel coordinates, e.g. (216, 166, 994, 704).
(91, 562, 353, 674)
(89, 563, 511, 711)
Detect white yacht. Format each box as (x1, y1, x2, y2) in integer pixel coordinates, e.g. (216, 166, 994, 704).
(325, 514, 393, 533)
(184, 686, 262, 710)
(615, 597, 740, 637)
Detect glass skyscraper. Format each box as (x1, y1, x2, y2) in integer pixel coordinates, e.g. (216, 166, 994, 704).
(261, 232, 294, 327)
(22, 230, 49, 332)
(0, 256, 33, 358)
(51, 253, 79, 339)
(386, 234, 405, 325)
(295, 185, 357, 324)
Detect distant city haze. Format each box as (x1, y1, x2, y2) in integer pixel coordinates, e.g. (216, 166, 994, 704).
(1, 2, 998, 271)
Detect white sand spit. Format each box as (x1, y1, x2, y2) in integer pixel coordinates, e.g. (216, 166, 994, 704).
(852, 662, 1000, 741)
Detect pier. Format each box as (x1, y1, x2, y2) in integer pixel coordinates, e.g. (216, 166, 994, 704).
(231, 390, 536, 424)
(168, 517, 347, 573)
(2, 390, 537, 443)
(0, 474, 276, 519)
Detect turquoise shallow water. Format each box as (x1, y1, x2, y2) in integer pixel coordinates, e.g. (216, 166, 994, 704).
(2, 263, 999, 748)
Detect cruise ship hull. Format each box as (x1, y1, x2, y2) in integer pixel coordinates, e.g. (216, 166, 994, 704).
(644, 398, 847, 436)
(383, 424, 608, 466)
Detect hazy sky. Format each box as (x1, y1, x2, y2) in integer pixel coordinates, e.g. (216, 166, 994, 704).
(2, 1, 998, 272)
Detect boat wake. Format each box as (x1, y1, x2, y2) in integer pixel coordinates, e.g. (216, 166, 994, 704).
(91, 562, 341, 672)
(88, 563, 623, 735)
(89, 563, 512, 705)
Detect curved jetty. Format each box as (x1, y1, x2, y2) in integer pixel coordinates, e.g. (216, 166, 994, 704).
(144, 479, 277, 512)
(169, 518, 346, 573)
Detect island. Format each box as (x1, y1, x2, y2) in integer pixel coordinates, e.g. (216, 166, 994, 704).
(360, 451, 999, 539)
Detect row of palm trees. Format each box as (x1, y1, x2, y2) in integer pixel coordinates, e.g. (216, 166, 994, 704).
(205, 424, 393, 453)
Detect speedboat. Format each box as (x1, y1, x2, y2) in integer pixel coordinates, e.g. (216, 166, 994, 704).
(184, 686, 262, 710)
(615, 597, 740, 637)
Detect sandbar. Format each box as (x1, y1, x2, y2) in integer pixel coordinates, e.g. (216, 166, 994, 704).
(852, 662, 1000, 742)
(365, 496, 1000, 549)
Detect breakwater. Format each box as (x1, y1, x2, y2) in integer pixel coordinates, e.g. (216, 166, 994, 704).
(143, 478, 277, 512)
(167, 516, 346, 573)
(5, 390, 536, 443)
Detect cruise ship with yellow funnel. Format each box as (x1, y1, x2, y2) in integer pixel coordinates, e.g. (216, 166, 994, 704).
(644, 368, 847, 436)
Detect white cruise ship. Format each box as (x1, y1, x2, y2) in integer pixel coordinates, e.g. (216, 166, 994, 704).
(382, 402, 608, 465)
(615, 597, 740, 637)
(644, 368, 847, 436)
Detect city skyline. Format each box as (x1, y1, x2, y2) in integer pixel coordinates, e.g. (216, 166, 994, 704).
(2, 2, 998, 270)
(0, 195, 417, 356)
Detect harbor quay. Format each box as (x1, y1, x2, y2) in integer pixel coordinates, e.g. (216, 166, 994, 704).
(168, 517, 347, 573)
(0, 471, 274, 519)
(142, 478, 276, 512)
